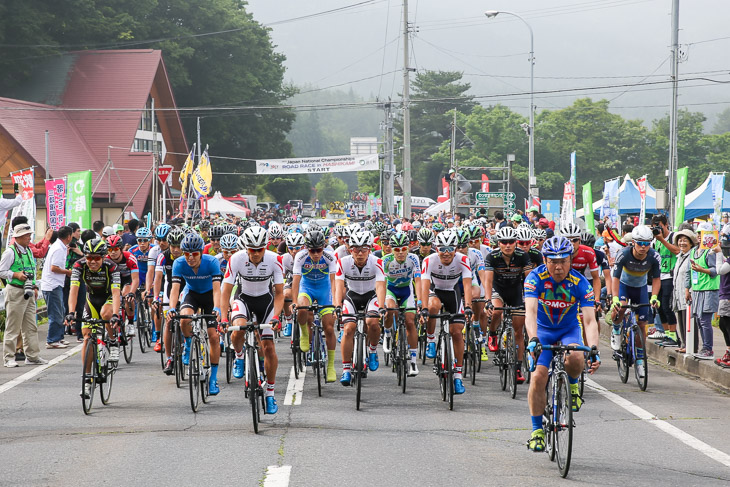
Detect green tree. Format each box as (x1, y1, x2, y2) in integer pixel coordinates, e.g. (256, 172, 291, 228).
(261, 176, 311, 204)
(712, 107, 730, 134)
(315, 173, 348, 204)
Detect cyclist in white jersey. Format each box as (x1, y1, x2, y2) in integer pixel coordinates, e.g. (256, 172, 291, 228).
(460, 228, 489, 361)
(279, 232, 305, 336)
(333, 225, 352, 260)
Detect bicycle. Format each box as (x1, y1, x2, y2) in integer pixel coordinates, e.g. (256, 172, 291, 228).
(298, 303, 335, 397)
(341, 310, 369, 410)
(152, 301, 166, 370)
(80, 318, 116, 415)
(187, 314, 215, 413)
(612, 303, 650, 391)
(289, 302, 306, 381)
(429, 311, 465, 411)
(117, 298, 134, 364)
(492, 305, 523, 399)
(417, 318, 427, 364)
(385, 307, 417, 393)
(168, 314, 187, 388)
(540, 342, 593, 478)
(471, 298, 488, 375)
(226, 321, 273, 434)
(135, 289, 153, 354)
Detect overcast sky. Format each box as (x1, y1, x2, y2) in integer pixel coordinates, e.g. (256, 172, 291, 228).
(246, 0, 730, 127)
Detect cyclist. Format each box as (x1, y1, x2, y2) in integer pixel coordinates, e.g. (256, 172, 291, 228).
(167, 233, 223, 396)
(483, 226, 533, 383)
(333, 225, 352, 260)
(458, 228, 488, 362)
(128, 227, 155, 336)
(524, 236, 601, 451)
(561, 222, 602, 311)
(198, 219, 211, 243)
(203, 225, 224, 256)
(533, 228, 547, 254)
(105, 235, 139, 338)
(609, 226, 661, 377)
(221, 226, 284, 414)
(216, 234, 238, 274)
(335, 231, 386, 385)
(147, 224, 171, 341)
(581, 231, 612, 307)
(267, 222, 284, 253)
(67, 238, 122, 399)
(416, 228, 435, 265)
(279, 232, 305, 337)
(291, 230, 338, 383)
(421, 230, 473, 394)
(516, 225, 544, 268)
(155, 227, 185, 359)
(382, 231, 423, 376)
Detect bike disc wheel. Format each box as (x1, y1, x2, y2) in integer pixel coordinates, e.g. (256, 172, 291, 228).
(248, 346, 260, 433)
(633, 326, 648, 391)
(189, 337, 201, 413)
(355, 333, 364, 410)
(81, 341, 96, 415)
(506, 327, 517, 399)
(555, 373, 574, 478)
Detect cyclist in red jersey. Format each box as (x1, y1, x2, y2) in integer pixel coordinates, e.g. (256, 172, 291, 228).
(561, 223, 602, 310)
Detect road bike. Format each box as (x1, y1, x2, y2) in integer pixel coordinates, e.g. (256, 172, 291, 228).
(430, 311, 465, 411)
(289, 300, 306, 380)
(341, 311, 369, 410)
(612, 303, 650, 391)
(187, 314, 215, 413)
(134, 289, 153, 354)
(168, 314, 187, 388)
(492, 305, 523, 399)
(80, 318, 116, 415)
(298, 303, 335, 397)
(385, 306, 417, 393)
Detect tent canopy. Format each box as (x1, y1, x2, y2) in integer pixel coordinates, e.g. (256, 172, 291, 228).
(618, 175, 658, 214)
(684, 174, 730, 219)
(424, 199, 451, 215)
(206, 191, 249, 217)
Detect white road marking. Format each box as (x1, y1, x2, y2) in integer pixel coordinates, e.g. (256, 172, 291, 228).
(263, 465, 291, 487)
(0, 344, 82, 395)
(586, 378, 730, 468)
(284, 366, 306, 405)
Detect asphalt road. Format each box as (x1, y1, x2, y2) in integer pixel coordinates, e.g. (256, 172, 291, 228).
(1, 333, 729, 487)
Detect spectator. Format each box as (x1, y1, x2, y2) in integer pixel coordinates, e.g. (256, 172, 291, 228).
(122, 219, 139, 250)
(63, 223, 84, 338)
(651, 214, 679, 344)
(40, 226, 73, 349)
(686, 223, 720, 360)
(0, 190, 23, 247)
(10, 216, 52, 258)
(92, 220, 105, 239)
(494, 211, 508, 229)
(672, 229, 696, 353)
(1, 222, 46, 367)
(716, 235, 730, 367)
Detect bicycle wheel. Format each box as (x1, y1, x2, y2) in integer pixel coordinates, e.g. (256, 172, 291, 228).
(313, 328, 322, 397)
(189, 336, 201, 413)
(225, 331, 234, 384)
(81, 340, 97, 415)
(505, 326, 517, 399)
(467, 327, 477, 386)
(248, 345, 260, 433)
(555, 372, 574, 478)
(174, 323, 182, 388)
(123, 331, 134, 363)
(617, 327, 630, 384)
(476, 337, 483, 373)
(383, 328, 391, 368)
(633, 325, 648, 391)
(446, 335, 454, 411)
(355, 332, 364, 410)
(522, 335, 531, 384)
(400, 324, 408, 393)
(291, 322, 301, 380)
(159, 320, 166, 370)
(579, 353, 587, 398)
(498, 327, 508, 391)
(99, 357, 114, 405)
(544, 371, 556, 462)
(200, 335, 210, 404)
(138, 306, 148, 353)
(437, 337, 446, 401)
(418, 323, 426, 362)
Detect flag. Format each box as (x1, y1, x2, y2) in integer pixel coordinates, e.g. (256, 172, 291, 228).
(674, 167, 688, 231)
(600, 178, 620, 228)
(570, 151, 577, 217)
(481, 174, 489, 192)
(66, 170, 92, 229)
(179, 144, 195, 194)
(560, 181, 574, 229)
(192, 149, 213, 197)
(441, 178, 449, 198)
(582, 181, 594, 233)
(711, 173, 725, 229)
(637, 175, 647, 224)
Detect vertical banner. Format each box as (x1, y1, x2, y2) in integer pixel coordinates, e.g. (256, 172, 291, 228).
(582, 181, 595, 233)
(66, 170, 92, 229)
(481, 174, 489, 192)
(441, 178, 450, 198)
(45, 178, 67, 230)
(9, 168, 36, 238)
(192, 149, 213, 197)
(674, 167, 688, 231)
(560, 181, 574, 229)
(600, 179, 620, 228)
(179, 144, 195, 195)
(570, 151, 577, 217)
(637, 175, 647, 225)
(711, 173, 725, 229)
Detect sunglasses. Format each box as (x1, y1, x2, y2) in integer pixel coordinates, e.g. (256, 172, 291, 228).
(499, 239, 516, 245)
(86, 255, 103, 262)
(456, 244, 467, 249)
(518, 240, 532, 246)
(392, 246, 408, 252)
(438, 246, 455, 253)
(470, 238, 481, 243)
(635, 240, 652, 247)
(184, 251, 201, 258)
(210, 238, 220, 242)
(289, 245, 303, 251)
(352, 246, 369, 253)
(309, 248, 324, 253)
(137, 238, 151, 243)
(570, 238, 581, 243)
(247, 247, 265, 253)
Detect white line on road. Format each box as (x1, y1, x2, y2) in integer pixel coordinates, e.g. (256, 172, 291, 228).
(284, 366, 306, 405)
(0, 344, 82, 395)
(263, 465, 291, 487)
(587, 378, 730, 468)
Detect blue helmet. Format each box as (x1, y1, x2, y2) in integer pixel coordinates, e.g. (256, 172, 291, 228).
(155, 223, 171, 240)
(181, 233, 204, 252)
(135, 227, 153, 239)
(541, 236, 573, 259)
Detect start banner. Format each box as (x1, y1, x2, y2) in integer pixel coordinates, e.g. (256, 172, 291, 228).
(256, 154, 379, 175)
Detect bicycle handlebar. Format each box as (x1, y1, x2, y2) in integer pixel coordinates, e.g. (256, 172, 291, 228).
(426, 313, 466, 320)
(296, 304, 336, 311)
(541, 344, 592, 353)
(620, 303, 651, 309)
(492, 306, 525, 311)
(225, 323, 274, 332)
(383, 307, 418, 312)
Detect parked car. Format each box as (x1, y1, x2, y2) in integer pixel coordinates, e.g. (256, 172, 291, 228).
(302, 203, 316, 217)
(257, 202, 275, 212)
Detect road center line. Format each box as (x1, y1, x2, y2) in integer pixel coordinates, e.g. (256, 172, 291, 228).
(586, 378, 730, 468)
(0, 344, 82, 395)
(284, 366, 306, 405)
(263, 465, 291, 487)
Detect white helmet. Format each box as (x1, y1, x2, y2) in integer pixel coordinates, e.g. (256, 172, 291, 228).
(285, 232, 305, 248)
(515, 226, 533, 241)
(102, 226, 115, 237)
(435, 230, 458, 248)
(348, 223, 361, 235)
(242, 226, 268, 249)
(631, 225, 653, 242)
(268, 222, 284, 239)
(350, 231, 372, 248)
(496, 226, 516, 241)
(560, 222, 582, 238)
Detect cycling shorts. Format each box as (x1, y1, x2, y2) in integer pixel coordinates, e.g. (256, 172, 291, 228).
(120, 275, 132, 289)
(180, 290, 217, 329)
(536, 324, 584, 369)
(385, 285, 416, 313)
(492, 288, 525, 316)
(83, 293, 113, 328)
(617, 282, 650, 322)
(231, 293, 276, 339)
(428, 288, 465, 324)
(298, 281, 334, 316)
(342, 290, 379, 323)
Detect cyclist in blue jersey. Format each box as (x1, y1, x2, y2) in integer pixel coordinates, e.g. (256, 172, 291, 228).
(524, 236, 601, 452)
(167, 233, 223, 396)
(291, 230, 338, 382)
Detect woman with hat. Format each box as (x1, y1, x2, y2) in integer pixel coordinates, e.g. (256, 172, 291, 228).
(672, 229, 697, 353)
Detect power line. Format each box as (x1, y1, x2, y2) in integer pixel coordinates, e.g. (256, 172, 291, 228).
(377, 0, 393, 99)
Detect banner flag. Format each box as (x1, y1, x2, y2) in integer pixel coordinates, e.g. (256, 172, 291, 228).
(66, 170, 92, 229)
(9, 168, 36, 239)
(711, 173, 725, 229)
(560, 181, 574, 229)
(600, 178, 620, 228)
(570, 151, 577, 217)
(442, 177, 450, 198)
(179, 144, 195, 194)
(481, 174, 489, 192)
(192, 149, 213, 196)
(637, 175, 647, 224)
(255, 154, 379, 175)
(674, 167, 688, 231)
(45, 178, 66, 230)
(582, 181, 595, 233)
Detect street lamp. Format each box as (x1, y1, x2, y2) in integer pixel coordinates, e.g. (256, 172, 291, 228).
(485, 10, 536, 203)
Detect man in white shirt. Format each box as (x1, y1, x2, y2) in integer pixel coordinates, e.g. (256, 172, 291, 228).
(40, 226, 74, 349)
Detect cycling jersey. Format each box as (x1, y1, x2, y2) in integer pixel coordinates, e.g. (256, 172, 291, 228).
(214, 253, 228, 275)
(129, 244, 154, 286)
(292, 249, 337, 285)
(571, 245, 599, 274)
(224, 250, 283, 297)
(466, 248, 486, 284)
(71, 258, 121, 297)
(203, 242, 219, 257)
(335, 254, 384, 294)
(421, 253, 471, 291)
(524, 265, 595, 329)
(108, 250, 139, 283)
(278, 252, 295, 281)
(155, 249, 181, 299)
(334, 244, 349, 260)
(416, 248, 435, 266)
(171, 254, 222, 294)
(382, 253, 421, 288)
(484, 248, 531, 293)
(266, 242, 279, 253)
(612, 246, 661, 288)
(148, 244, 163, 268)
(525, 247, 544, 268)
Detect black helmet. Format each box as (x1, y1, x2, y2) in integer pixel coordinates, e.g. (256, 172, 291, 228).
(83, 238, 107, 256)
(581, 231, 596, 248)
(305, 230, 326, 249)
(209, 225, 225, 239)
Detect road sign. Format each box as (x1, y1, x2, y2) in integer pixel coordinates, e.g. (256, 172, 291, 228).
(158, 165, 174, 185)
(475, 191, 516, 207)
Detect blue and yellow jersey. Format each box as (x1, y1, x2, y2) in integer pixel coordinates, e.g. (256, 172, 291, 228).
(524, 265, 594, 329)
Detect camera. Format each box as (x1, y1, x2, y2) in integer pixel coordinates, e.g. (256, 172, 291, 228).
(652, 226, 661, 236)
(22, 272, 34, 300)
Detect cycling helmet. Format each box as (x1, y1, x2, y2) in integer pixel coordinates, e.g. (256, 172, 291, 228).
(515, 226, 533, 242)
(180, 233, 204, 252)
(407, 229, 418, 243)
(285, 232, 305, 248)
(581, 231, 596, 248)
(222, 224, 238, 235)
(351, 231, 372, 248)
(496, 226, 516, 242)
(106, 235, 123, 249)
(560, 222, 581, 239)
(268, 222, 284, 239)
(209, 225, 225, 239)
(456, 229, 470, 247)
(631, 225, 653, 242)
(198, 220, 211, 231)
(435, 230, 458, 248)
(220, 234, 238, 251)
(135, 227, 153, 239)
(417, 228, 434, 245)
(242, 226, 268, 249)
(305, 230, 326, 249)
(390, 231, 409, 248)
(113, 223, 124, 233)
(401, 222, 413, 231)
(167, 227, 185, 246)
(374, 222, 387, 234)
(542, 236, 573, 259)
(413, 220, 422, 229)
(533, 228, 547, 240)
(432, 222, 445, 233)
(102, 226, 115, 237)
(334, 224, 346, 237)
(363, 221, 374, 231)
(348, 223, 361, 235)
(469, 225, 484, 240)
(155, 223, 171, 240)
(307, 222, 321, 233)
(83, 238, 108, 256)
(284, 216, 296, 225)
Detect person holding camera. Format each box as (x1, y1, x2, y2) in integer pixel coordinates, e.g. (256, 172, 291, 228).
(1, 222, 46, 367)
(651, 214, 680, 345)
(40, 226, 74, 349)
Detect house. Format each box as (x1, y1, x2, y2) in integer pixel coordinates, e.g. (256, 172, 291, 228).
(0, 49, 188, 230)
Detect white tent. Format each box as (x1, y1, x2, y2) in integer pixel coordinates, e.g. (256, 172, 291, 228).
(206, 191, 249, 217)
(424, 199, 451, 215)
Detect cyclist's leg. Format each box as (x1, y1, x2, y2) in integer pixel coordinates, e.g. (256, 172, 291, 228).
(365, 297, 381, 351)
(512, 313, 526, 362)
(441, 290, 464, 370)
(401, 293, 418, 353)
(229, 299, 248, 353)
(340, 298, 357, 368)
(472, 284, 484, 324)
(426, 293, 442, 339)
(490, 293, 504, 333)
(81, 298, 101, 373)
(296, 291, 313, 343)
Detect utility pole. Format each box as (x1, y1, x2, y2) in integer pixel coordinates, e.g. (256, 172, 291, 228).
(402, 0, 412, 219)
(449, 111, 456, 215)
(151, 98, 157, 224)
(668, 0, 680, 224)
(379, 101, 395, 215)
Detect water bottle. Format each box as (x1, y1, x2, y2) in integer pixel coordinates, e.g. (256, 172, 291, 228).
(98, 341, 108, 367)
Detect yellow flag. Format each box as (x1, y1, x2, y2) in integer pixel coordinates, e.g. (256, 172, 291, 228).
(192, 149, 213, 196)
(179, 144, 195, 193)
